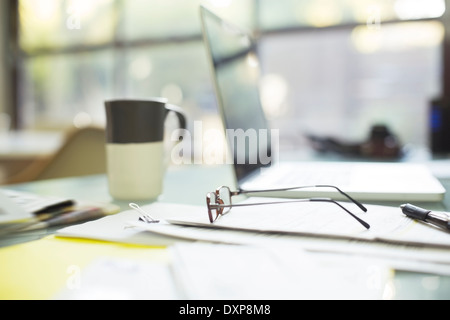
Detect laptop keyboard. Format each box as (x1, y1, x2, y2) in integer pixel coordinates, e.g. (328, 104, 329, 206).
(249, 163, 353, 189)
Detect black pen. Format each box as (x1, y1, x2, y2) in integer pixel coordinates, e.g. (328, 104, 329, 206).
(20, 207, 105, 231)
(400, 203, 450, 231)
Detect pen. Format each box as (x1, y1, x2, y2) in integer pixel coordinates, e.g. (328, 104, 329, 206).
(21, 207, 105, 231)
(0, 211, 62, 236)
(400, 203, 450, 231)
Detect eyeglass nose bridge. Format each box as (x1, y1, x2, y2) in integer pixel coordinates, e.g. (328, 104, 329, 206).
(216, 186, 233, 213)
(216, 198, 225, 216)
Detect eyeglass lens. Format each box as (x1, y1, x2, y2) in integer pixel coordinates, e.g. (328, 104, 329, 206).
(217, 186, 232, 214)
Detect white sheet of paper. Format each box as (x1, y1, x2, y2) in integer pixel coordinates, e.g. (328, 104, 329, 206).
(57, 201, 450, 276)
(57, 208, 184, 246)
(0, 190, 33, 224)
(170, 243, 392, 300)
(54, 257, 179, 300)
(164, 198, 450, 248)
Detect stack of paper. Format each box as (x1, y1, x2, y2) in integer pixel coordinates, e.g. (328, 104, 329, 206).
(170, 243, 392, 300)
(0, 189, 118, 236)
(124, 199, 450, 248)
(54, 242, 394, 300)
(56, 200, 450, 277)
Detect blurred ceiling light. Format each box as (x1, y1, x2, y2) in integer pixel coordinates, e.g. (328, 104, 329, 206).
(208, 0, 232, 8)
(260, 74, 288, 118)
(352, 21, 444, 54)
(301, 0, 343, 27)
(19, 0, 58, 30)
(32, 0, 57, 21)
(129, 56, 153, 80)
(394, 0, 445, 20)
(246, 52, 259, 68)
(351, 27, 382, 54)
(351, 2, 382, 25)
(73, 112, 92, 128)
(67, 0, 111, 18)
(161, 83, 184, 105)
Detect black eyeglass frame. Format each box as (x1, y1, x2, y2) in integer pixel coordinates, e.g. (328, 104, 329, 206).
(206, 185, 370, 229)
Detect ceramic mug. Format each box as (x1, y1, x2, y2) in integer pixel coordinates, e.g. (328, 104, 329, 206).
(105, 98, 186, 201)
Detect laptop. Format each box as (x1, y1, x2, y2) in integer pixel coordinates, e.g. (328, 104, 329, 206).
(199, 5, 445, 202)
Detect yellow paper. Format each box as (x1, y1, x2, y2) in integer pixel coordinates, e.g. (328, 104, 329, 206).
(0, 236, 167, 300)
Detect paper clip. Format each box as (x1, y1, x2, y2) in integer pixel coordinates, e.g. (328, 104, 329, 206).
(129, 203, 160, 223)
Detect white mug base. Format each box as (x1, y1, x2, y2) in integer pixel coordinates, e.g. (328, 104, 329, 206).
(106, 142, 164, 201)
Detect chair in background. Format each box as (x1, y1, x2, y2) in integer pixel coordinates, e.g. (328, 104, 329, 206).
(5, 126, 106, 184)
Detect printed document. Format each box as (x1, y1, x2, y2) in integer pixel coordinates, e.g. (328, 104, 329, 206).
(163, 198, 450, 248)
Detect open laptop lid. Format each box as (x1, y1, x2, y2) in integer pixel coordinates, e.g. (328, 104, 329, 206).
(200, 5, 273, 183)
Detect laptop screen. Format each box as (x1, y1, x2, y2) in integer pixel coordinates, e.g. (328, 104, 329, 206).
(200, 6, 272, 182)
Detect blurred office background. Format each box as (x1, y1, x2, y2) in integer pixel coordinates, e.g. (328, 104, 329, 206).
(0, 0, 448, 182)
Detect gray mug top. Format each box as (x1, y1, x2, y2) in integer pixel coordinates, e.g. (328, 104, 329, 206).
(105, 99, 185, 144)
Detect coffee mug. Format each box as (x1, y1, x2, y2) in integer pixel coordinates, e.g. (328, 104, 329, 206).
(105, 98, 186, 201)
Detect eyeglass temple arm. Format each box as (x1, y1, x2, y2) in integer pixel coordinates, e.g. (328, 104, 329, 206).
(237, 185, 367, 212)
(211, 198, 370, 229)
(311, 198, 370, 229)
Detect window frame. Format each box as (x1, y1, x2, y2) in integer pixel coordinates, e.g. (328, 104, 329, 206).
(6, 0, 450, 130)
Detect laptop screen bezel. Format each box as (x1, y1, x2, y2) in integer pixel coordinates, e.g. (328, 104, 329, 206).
(199, 5, 272, 184)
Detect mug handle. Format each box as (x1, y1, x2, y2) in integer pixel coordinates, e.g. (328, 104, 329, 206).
(165, 104, 187, 141)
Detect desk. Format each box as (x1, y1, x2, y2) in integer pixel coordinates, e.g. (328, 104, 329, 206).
(1, 164, 450, 300)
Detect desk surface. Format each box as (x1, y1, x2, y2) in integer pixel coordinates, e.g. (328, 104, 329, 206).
(1, 163, 450, 300)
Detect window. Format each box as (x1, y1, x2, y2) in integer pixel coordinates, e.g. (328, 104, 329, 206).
(256, 0, 445, 148)
(10, 0, 447, 151)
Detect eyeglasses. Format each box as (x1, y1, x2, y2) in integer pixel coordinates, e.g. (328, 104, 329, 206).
(206, 185, 370, 229)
